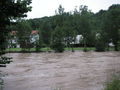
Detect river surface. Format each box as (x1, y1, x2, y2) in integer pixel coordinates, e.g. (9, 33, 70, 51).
(0, 51, 120, 90)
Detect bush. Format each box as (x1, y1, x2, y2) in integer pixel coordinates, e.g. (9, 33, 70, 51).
(51, 42, 65, 52)
(0, 78, 3, 90)
(0, 57, 12, 64)
(105, 76, 120, 90)
(51, 26, 65, 53)
(35, 43, 42, 52)
(95, 41, 106, 52)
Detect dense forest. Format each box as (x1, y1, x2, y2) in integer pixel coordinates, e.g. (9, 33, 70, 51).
(9, 4, 120, 52)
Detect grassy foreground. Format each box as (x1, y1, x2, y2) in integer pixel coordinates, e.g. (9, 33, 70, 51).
(105, 76, 120, 90)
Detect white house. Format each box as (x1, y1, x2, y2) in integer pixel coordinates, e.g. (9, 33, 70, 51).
(75, 35, 83, 44)
(8, 30, 39, 48)
(69, 35, 83, 45)
(8, 31, 20, 48)
(30, 30, 39, 44)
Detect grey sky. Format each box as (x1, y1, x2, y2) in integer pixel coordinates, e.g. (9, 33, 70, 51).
(27, 0, 120, 19)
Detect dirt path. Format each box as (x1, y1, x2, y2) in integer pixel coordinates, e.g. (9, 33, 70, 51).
(0, 51, 120, 90)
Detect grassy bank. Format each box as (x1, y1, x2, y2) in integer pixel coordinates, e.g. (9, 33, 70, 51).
(6, 47, 95, 52)
(6, 47, 115, 53)
(105, 75, 120, 90)
(6, 47, 51, 52)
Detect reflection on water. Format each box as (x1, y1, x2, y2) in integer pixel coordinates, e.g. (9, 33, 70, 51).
(0, 51, 120, 90)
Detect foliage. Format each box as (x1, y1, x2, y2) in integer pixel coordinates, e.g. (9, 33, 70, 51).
(51, 26, 65, 52)
(0, 78, 3, 90)
(0, 0, 32, 54)
(0, 1, 32, 89)
(105, 75, 120, 90)
(6, 4, 120, 53)
(0, 0, 32, 65)
(95, 40, 106, 52)
(103, 4, 120, 51)
(73, 5, 94, 51)
(6, 47, 96, 52)
(15, 20, 32, 51)
(62, 13, 76, 51)
(35, 33, 43, 52)
(50, 5, 66, 52)
(51, 41, 65, 52)
(0, 57, 12, 64)
(40, 20, 52, 46)
(95, 33, 107, 51)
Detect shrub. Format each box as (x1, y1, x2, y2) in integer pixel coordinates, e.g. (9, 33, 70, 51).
(0, 57, 12, 64)
(95, 41, 106, 52)
(51, 41, 65, 52)
(105, 77, 120, 90)
(0, 78, 3, 90)
(51, 26, 65, 53)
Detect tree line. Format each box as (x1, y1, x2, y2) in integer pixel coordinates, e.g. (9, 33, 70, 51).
(9, 4, 120, 52)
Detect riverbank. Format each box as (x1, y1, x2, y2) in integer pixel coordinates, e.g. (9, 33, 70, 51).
(6, 47, 115, 53)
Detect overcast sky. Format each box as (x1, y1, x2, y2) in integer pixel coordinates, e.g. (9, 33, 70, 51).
(27, 0, 120, 19)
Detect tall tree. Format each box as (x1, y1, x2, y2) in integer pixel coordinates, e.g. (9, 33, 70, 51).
(16, 20, 32, 51)
(51, 26, 65, 52)
(40, 21, 52, 46)
(62, 13, 76, 51)
(0, 0, 32, 52)
(54, 5, 65, 27)
(104, 4, 120, 51)
(80, 6, 93, 47)
(73, 5, 93, 50)
(51, 5, 65, 52)
(0, 0, 32, 63)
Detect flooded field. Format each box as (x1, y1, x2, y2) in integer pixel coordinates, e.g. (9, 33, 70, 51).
(0, 51, 120, 90)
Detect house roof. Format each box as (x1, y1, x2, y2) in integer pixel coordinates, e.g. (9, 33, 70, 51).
(10, 30, 39, 35)
(10, 31, 17, 35)
(31, 30, 39, 34)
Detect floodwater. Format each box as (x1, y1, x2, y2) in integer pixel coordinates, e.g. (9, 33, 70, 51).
(0, 51, 120, 90)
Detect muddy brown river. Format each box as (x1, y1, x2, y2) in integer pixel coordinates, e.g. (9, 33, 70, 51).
(0, 51, 120, 90)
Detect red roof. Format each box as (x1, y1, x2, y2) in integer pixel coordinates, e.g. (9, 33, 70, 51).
(10, 30, 39, 35)
(31, 30, 39, 34)
(10, 31, 17, 35)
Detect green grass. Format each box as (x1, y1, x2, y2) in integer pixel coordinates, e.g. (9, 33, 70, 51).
(6, 46, 117, 52)
(6, 47, 95, 52)
(6, 47, 116, 52)
(41, 47, 52, 51)
(6, 48, 22, 52)
(65, 47, 95, 51)
(6, 48, 50, 52)
(0, 78, 3, 90)
(105, 76, 120, 90)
